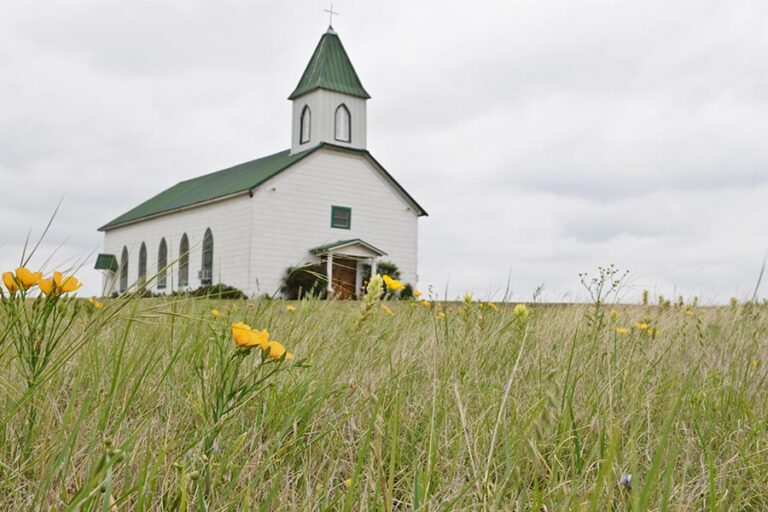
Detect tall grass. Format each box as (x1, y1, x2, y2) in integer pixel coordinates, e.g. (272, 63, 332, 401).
(1, 289, 767, 509)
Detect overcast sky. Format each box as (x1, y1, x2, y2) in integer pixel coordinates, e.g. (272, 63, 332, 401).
(2, 0, 767, 303)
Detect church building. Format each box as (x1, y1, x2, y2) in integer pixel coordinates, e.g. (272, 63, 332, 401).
(95, 27, 427, 298)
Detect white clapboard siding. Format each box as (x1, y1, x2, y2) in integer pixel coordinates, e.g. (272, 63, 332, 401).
(291, 90, 367, 154)
(248, 147, 418, 295)
(102, 195, 253, 295)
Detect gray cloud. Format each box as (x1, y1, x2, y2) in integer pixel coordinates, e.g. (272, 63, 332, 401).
(1, 0, 767, 303)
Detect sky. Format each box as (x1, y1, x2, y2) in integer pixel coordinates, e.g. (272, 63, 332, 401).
(1, 0, 767, 303)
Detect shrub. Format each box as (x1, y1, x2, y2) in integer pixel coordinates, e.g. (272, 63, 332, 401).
(281, 264, 328, 300)
(184, 284, 247, 299)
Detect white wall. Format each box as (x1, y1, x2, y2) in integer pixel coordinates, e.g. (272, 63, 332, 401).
(101, 195, 253, 295)
(290, 90, 367, 154)
(249, 147, 419, 295)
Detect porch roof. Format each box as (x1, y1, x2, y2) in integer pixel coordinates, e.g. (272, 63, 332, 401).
(309, 239, 387, 257)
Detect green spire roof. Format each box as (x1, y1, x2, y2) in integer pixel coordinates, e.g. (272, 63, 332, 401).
(289, 29, 370, 100)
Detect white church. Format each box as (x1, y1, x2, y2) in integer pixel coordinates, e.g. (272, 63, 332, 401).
(95, 26, 427, 298)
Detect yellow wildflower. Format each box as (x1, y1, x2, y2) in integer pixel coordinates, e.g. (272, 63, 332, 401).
(413, 290, 422, 298)
(286, 305, 297, 312)
(752, 359, 760, 368)
(609, 309, 618, 321)
(616, 327, 629, 335)
(343, 478, 353, 488)
(38, 277, 54, 295)
(513, 304, 530, 321)
(2, 272, 19, 292)
(231, 322, 269, 349)
(684, 308, 694, 317)
(36, 272, 82, 296)
(88, 297, 104, 309)
(635, 322, 649, 331)
(15, 267, 42, 289)
(266, 340, 293, 360)
(381, 304, 395, 316)
(211, 309, 221, 318)
(436, 311, 446, 320)
(382, 274, 404, 292)
(487, 302, 499, 311)
(421, 300, 431, 308)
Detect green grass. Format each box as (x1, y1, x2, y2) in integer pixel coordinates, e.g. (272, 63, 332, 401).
(1, 296, 767, 510)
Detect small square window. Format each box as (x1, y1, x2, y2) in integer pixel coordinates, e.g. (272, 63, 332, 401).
(331, 206, 351, 229)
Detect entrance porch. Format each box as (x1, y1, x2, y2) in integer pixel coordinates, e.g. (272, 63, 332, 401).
(309, 239, 387, 299)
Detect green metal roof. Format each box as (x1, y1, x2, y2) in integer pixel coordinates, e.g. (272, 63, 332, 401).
(288, 29, 370, 100)
(94, 253, 118, 271)
(100, 144, 427, 231)
(99, 147, 317, 231)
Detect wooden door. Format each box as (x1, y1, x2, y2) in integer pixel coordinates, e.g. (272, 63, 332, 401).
(332, 258, 358, 299)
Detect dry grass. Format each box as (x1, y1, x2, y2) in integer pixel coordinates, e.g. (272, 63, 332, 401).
(1, 295, 767, 510)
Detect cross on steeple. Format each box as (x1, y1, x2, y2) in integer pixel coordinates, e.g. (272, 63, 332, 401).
(324, 3, 339, 28)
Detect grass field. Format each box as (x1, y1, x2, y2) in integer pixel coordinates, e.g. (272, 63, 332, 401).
(1, 281, 767, 510)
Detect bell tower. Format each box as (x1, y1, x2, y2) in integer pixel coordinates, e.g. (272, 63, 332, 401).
(289, 27, 370, 154)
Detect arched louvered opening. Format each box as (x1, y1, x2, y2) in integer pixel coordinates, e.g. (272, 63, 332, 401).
(138, 242, 147, 284)
(334, 104, 351, 142)
(119, 246, 128, 293)
(201, 228, 213, 286)
(157, 238, 168, 289)
(300, 105, 311, 144)
(179, 234, 189, 288)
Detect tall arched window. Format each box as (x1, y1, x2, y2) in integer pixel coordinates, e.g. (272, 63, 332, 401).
(119, 246, 128, 293)
(201, 228, 213, 286)
(138, 243, 147, 284)
(157, 238, 168, 289)
(300, 105, 311, 144)
(335, 104, 351, 142)
(179, 234, 189, 287)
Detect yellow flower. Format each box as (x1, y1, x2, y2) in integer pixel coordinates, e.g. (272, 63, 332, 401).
(266, 340, 293, 360)
(94, 301, 104, 309)
(609, 309, 618, 321)
(382, 274, 404, 292)
(752, 359, 760, 368)
(211, 309, 221, 318)
(436, 311, 446, 320)
(2, 272, 19, 292)
(684, 308, 694, 317)
(52, 271, 83, 293)
(15, 267, 42, 289)
(413, 290, 422, 298)
(381, 304, 395, 316)
(231, 322, 269, 349)
(343, 478, 353, 488)
(38, 277, 54, 295)
(635, 322, 649, 331)
(513, 304, 530, 321)
(421, 300, 431, 308)
(286, 305, 297, 312)
(616, 327, 629, 335)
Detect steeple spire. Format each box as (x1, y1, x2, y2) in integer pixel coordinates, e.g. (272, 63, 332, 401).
(288, 30, 370, 100)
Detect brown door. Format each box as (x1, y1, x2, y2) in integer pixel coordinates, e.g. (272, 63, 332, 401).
(332, 258, 358, 299)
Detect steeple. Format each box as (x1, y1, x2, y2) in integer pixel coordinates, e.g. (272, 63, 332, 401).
(289, 28, 370, 101)
(289, 30, 370, 154)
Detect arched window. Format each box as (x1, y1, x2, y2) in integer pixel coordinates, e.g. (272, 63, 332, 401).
(119, 246, 128, 293)
(138, 242, 147, 284)
(157, 238, 168, 289)
(300, 105, 311, 144)
(335, 104, 351, 142)
(179, 234, 189, 287)
(201, 228, 213, 286)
